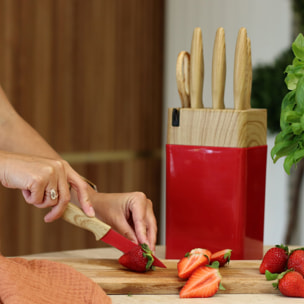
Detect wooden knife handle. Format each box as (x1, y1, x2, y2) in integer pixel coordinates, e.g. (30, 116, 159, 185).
(176, 51, 191, 108)
(212, 27, 226, 109)
(62, 203, 111, 240)
(233, 27, 250, 110)
(245, 37, 252, 109)
(190, 27, 204, 108)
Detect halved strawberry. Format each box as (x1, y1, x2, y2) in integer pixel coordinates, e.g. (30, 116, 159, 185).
(210, 249, 232, 266)
(177, 248, 211, 279)
(179, 263, 225, 298)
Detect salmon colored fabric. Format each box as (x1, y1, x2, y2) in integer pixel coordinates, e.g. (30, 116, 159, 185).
(0, 255, 111, 304)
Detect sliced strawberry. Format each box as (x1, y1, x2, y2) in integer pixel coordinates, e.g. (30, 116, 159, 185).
(210, 249, 232, 266)
(177, 248, 211, 279)
(179, 264, 224, 298)
(118, 243, 154, 272)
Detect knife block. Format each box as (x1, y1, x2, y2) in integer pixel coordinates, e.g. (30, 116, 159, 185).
(165, 107, 267, 259)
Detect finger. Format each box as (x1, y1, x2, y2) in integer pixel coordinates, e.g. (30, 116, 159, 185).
(145, 210, 158, 252)
(115, 217, 139, 245)
(22, 184, 46, 206)
(130, 208, 149, 246)
(69, 175, 95, 217)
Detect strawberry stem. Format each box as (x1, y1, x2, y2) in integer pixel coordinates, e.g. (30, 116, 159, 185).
(140, 243, 154, 271)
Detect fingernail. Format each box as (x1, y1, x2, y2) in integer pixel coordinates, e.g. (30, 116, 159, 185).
(87, 206, 95, 217)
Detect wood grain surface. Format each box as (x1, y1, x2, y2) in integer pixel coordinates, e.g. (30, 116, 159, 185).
(45, 258, 277, 295)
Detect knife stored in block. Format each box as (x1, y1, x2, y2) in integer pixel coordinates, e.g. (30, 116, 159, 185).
(233, 27, 252, 110)
(212, 27, 226, 109)
(176, 51, 191, 108)
(62, 203, 166, 268)
(190, 27, 204, 108)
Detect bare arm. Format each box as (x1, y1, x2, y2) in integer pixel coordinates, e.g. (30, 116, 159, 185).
(0, 86, 94, 221)
(0, 86, 157, 248)
(0, 86, 60, 158)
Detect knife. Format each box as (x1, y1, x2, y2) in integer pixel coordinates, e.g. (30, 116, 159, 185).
(62, 203, 166, 268)
(233, 27, 251, 110)
(176, 51, 191, 108)
(190, 27, 204, 108)
(212, 27, 226, 109)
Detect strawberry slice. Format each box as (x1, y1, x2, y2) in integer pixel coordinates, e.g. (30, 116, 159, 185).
(118, 243, 154, 272)
(179, 263, 225, 298)
(210, 249, 232, 266)
(177, 248, 211, 279)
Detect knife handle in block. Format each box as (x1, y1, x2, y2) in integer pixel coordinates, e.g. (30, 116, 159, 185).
(212, 27, 226, 109)
(234, 27, 250, 110)
(190, 27, 204, 108)
(62, 203, 111, 240)
(246, 37, 252, 109)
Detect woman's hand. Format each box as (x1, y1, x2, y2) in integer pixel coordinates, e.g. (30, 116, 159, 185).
(73, 189, 158, 252)
(0, 151, 94, 222)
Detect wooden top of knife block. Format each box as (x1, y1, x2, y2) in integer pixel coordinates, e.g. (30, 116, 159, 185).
(167, 108, 267, 148)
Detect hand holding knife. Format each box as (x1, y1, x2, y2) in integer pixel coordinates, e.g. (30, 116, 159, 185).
(62, 203, 166, 268)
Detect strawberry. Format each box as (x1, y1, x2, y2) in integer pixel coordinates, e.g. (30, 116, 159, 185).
(118, 243, 154, 272)
(179, 263, 225, 298)
(177, 248, 211, 279)
(210, 249, 232, 266)
(273, 270, 304, 297)
(259, 245, 289, 274)
(288, 248, 304, 276)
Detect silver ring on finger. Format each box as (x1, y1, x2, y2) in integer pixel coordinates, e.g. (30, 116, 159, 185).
(50, 189, 58, 200)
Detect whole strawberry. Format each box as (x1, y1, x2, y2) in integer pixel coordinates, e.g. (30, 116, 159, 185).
(118, 243, 154, 272)
(274, 270, 304, 297)
(259, 245, 289, 274)
(288, 248, 304, 276)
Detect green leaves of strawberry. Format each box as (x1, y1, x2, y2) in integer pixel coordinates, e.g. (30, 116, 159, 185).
(141, 243, 154, 271)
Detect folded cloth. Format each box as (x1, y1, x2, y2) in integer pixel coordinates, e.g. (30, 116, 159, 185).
(0, 255, 111, 304)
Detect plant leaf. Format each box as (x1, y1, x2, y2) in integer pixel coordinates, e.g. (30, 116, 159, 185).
(292, 33, 304, 61)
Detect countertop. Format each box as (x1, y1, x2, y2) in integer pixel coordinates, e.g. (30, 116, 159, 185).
(22, 246, 303, 304)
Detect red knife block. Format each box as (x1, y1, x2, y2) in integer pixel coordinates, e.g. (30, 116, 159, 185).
(165, 108, 267, 259)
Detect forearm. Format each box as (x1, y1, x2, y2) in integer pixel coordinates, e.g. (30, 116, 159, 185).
(0, 86, 60, 159)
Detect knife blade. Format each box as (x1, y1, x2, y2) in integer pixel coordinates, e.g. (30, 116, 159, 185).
(62, 203, 166, 268)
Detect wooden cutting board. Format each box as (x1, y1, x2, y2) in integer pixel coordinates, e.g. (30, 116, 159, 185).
(51, 258, 278, 295)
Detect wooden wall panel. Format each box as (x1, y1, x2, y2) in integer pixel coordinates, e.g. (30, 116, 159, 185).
(0, 0, 164, 256)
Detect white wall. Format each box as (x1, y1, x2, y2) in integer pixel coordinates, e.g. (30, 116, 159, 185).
(161, 0, 293, 245)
